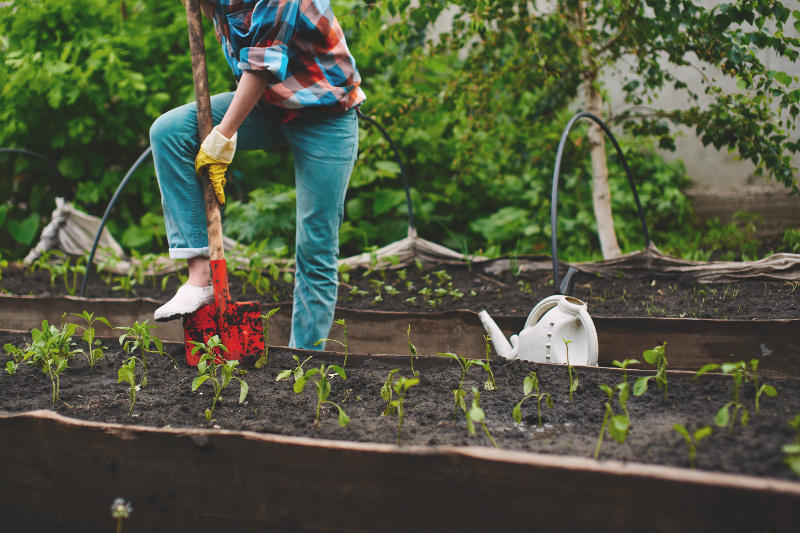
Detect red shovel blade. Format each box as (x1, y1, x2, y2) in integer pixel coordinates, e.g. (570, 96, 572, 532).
(183, 259, 265, 366)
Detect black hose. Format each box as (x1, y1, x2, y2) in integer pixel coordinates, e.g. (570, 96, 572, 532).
(0, 148, 69, 199)
(551, 111, 651, 295)
(356, 108, 415, 230)
(79, 147, 153, 297)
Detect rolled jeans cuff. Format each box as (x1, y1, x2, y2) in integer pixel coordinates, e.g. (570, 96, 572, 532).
(168, 247, 210, 259)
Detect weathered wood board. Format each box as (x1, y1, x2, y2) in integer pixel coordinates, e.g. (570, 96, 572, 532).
(0, 410, 798, 533)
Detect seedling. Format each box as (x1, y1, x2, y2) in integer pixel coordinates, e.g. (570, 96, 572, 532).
(27, 319, 78, 403)
(512, 371, 553, 427)
(437, 352, 485, 419)
(255, 307, 281, 369)
(482, 335, 497, 391)
(783, 413, 800, 476)
(748, 358, 777, 413)
(112, 273, 137, 297)
(695, 361, 751, 434)
(388, 374, 420, 442)
(611, 358, 639, 418)
(115, 321, 174, 380)
(673, 424, 712, 469)
(407, 325, 419, 378)
(562, 337, 578, 401)
(314, 318, 349, 368)
(594, 383, 630, 459)
(276, 354, 313, 383)
(5, 360, 18, 375)
(293, 363, 349, 427)
(466, 387, 498, 448)
(72, 310, 112, 367)
(633, 342, 669, 400)
(117, 356, 145, 414)
(381, 369, 401, 416)
(190, 335, 249, 422)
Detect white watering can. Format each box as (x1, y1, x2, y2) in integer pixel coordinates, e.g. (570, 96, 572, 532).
(479, 295, 599, 366)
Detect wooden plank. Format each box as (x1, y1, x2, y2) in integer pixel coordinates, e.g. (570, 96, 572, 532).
(2, 296, 798, 377)
(0, 410, 798, 533)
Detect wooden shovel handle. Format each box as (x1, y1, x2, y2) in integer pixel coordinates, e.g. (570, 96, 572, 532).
(185, 0, 224, 261)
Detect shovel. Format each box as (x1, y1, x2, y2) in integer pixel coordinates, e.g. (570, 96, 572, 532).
(181, 0, 265, 365)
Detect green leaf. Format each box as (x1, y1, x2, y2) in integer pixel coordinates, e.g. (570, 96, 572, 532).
(523, 376, 534, 396)
(512, 403, 522, 424)
(599, 384, 614, 398)
(468, 406, 485, 424)
(7, 214, 40, 245)
(775, 71, 793, 87)
(760, 384, 778, 397)
(694, 426, 713, 441)
(239, 380, 249, 403)
(205, 409, 213, 421)
(633, 376, 651, 396)
(293, 376, 308, 394)
(609, 415, 630, 444)
(673, 423, 691, 442)
(329, 364, 347, 380)
(715, 404, 731, 427)
(192, 375, 211, 391)
(336, 405, 350, 427)
(694, 364, 721, 378)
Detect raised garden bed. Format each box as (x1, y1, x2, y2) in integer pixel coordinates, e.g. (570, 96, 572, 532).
(2, 329, 800, 531)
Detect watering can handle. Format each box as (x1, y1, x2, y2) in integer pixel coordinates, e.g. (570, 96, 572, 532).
(185, 0, 225, 262)
(525, 295, 599, 366)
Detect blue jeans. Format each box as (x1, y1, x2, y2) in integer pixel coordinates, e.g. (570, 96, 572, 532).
(150, 93, 358, 350)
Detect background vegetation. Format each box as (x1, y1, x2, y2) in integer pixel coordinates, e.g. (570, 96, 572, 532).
(1, 0, 798, 264)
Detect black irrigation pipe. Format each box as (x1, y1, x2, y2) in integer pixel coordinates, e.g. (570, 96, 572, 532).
(551, 111, 651, 296)
(79, 146, 152, 298)
(79, 111, 408, 296)
(0, 148, 70, 200)
(355, 108, 415, 231)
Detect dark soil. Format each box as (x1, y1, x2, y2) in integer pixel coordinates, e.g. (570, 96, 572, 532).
(2, 260, 800, 319)
(2, 331, 799, 480)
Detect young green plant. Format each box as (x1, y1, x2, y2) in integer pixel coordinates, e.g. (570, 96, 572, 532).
(190, 335, 249, 422)
(72, 310, 112, 367)
(594, 382, 631, 459)
(255, 307, 281, 369)
(695, 361, 751, 434)
(466, 387, 498, 449)
(633, 343, 668, 400)
(612, 358, 639, 418)
(783, 413, 800, 477)
(748, 358, 777, 414)
(293, 363, 349, 427)
(512, 371, 553, 427)
(386, 373, 420, 442)
(437, 352, 490, 419)
(562, 337, 579, 401)
(117, 356, 146, 414)
(407, 324, 419, 378)
(673, 424, 712, 470)
(482, 335, 497, 391)
(381, 369, 401, 416)
(115, 320, 174, 384)
(25, 318, 78, 403)
(314, 318, 349, 369)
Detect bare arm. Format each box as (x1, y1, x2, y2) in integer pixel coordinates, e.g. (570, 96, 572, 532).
(216, 70, 271, 139)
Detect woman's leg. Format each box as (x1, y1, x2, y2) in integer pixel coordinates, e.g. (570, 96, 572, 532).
(150, 93, 285, 320)
(282, 109, 359, 349)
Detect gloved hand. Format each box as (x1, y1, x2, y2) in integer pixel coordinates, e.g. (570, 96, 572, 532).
(195, 126, 237, 206)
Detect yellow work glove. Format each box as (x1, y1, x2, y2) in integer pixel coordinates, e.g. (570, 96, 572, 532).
(195, 126, 237, 206)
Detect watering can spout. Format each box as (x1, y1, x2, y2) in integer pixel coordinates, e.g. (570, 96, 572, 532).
(478, 310, 517, 359)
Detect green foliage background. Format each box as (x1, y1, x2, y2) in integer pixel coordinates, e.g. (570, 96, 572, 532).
(0, 0, 797, 263)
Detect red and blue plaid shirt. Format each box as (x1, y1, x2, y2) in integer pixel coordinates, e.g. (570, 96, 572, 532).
(210, 0, 366, 120)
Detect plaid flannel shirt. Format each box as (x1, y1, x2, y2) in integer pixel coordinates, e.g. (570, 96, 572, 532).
(210, 0, 366, 120)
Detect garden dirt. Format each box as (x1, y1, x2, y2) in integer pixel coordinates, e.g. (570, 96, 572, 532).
(2, 260, 800, 320)
(2, 331, 799, 481)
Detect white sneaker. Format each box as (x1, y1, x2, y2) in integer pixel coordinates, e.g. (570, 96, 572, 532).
(154, 284, 215, 322)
